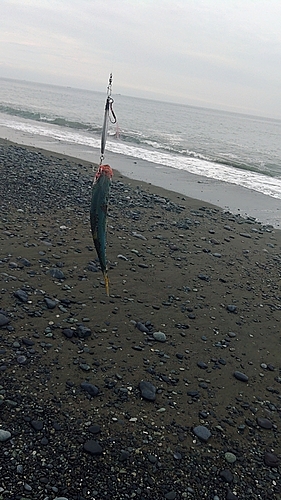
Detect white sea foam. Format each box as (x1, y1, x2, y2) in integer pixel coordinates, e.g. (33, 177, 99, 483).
(1, 116, 281, 200)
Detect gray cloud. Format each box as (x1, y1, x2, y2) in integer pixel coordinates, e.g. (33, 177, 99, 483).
(1, 0, 281, 118)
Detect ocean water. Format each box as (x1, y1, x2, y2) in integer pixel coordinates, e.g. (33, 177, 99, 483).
(1, 77, 281, 201)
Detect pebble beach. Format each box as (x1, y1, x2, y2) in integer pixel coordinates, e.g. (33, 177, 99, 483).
(0, 139, 280, 500)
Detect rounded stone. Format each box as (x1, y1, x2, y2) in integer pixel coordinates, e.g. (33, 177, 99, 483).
(0, 314, 10, 327)
(225, 452, 237, 464)
(48, 268, 65, 279)
(165, 492, 176, 500)
(139, 381, 156, 401)
(197, 361, 208, 369)
(227, 305, 237, 313)
(17, 355, 27, 365)
(30, 420, 44, 431)
(226, 491, 238, 500)
(256, 417, 272, 429)
(153, 331, 166, 342)
(80, 382, 99, 397)
(219, 469, 234, 483)
(83, 439, 103, 456)
(88, 424, 101, 434)
(0, 429, 11, 442)
(14, 289, 29, 302)
(193, 425, 212, 442)
(44, 297, 57, 309)
(264, 451, 279, 467)
(233, 371, 248, 382)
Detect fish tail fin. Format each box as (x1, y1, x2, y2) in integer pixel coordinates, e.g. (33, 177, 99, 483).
(103, 272, 110, 296)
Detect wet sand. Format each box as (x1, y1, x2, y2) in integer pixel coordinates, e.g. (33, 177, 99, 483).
(0, 139, 280, 499)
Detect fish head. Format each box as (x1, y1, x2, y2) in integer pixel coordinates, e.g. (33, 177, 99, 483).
(94, 164, 113, 182)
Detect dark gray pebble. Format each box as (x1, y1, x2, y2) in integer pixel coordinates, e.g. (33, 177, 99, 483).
(62, 328, 74, 338)
(233, 371, 248, 382)
(187, 390, 200, 398)
(19, 258, 31, 266)
(199, 411, 208, 418)
(88, 424, 101, 434)
(153, 331, 166, 342)
(256, 417, 273, 429)
(77, 324, 92, 338)
(165, 492, 177, 500)
(48, 268, 65, 279)
(17, 355, 27, 364)
(135, 322, 149, 333)
(119, 450, 130, 462)
(79, 363, 91, 371)
(16, 465, 23, 474)
(264, 451, 279, 467)
(14, 289, 29, 302)
(83, 439, 103, 456)
(193, 425, 211, 442)
(219, 469, 234, 483)
(198, 274, 209, 281)
(239, 232, 251, 238)
(0, 313, 10, 327)
(139, 380, 156, 401)
(176, 353, 184, 359)
(226, 490, 238, 500)
(80, 382, 99, 397)
(30, 420, 44, 431)
(199, 382, 208, 389)
(0, 429, 11, 442)
(227, 305, 237, 313)
(53, 422, 63, 431)
(197, 361, 208, 369)
(228, 331, 236, 338)
(22, 338, 35, 346)
(44, 297, 57, 309)
(87, 262, 98, 272)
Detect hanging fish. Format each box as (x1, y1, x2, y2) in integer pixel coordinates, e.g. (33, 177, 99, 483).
(90, 73, 117, 295)
(90, 164, 113, 295)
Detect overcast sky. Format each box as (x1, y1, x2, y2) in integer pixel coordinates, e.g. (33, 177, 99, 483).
(1, 0, 281, 118)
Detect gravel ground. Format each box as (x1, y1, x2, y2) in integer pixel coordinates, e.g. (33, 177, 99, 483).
(0, 140, 280, 500)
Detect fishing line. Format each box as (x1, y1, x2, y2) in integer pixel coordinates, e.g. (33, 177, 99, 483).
(99, 73, 117, 166)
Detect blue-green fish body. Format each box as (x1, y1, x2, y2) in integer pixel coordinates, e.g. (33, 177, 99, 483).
(90, 164, 113, 295)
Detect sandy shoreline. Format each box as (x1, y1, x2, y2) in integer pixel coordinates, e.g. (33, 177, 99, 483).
(0, 124, 280, 228)
(0, 139, 281, 499)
